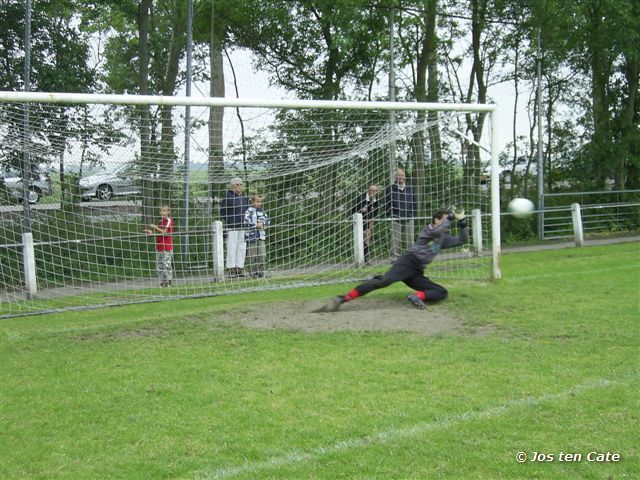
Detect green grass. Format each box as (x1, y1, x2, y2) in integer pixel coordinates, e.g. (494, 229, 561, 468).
(1, 243, 639, 479)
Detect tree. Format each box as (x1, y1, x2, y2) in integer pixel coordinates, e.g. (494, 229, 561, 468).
(556, 0, 639, 190)
(0, 0, 97, 207)
(417, 0, 507, 206)
(395, 1, 442, 217)
(91, 0, 190, 218)
(231, 0, 388, 213)
(234, 0, 386, 101)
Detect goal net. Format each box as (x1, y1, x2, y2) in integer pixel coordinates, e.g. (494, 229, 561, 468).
(0, 92, 499, 318)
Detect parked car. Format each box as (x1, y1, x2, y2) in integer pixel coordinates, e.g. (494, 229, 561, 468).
(1, 167, 52, 204)
(79, 163, 142, 201)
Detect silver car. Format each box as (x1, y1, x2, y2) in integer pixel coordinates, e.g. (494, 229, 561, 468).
(79, 163, 142, 201)
(1, 167, 52, 204)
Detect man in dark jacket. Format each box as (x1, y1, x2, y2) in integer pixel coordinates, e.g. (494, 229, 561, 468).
(385, 168, 417, 262)
(352, 183, 380, 262)
(220, 177, 249, 277)
(323, 207, 468, 311)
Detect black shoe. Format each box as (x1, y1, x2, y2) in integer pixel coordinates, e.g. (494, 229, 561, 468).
(407, 294, 426, 310)
(325, 296, 345, 312)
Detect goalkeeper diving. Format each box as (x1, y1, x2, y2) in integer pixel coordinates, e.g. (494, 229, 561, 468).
(323, 207, 469, 311)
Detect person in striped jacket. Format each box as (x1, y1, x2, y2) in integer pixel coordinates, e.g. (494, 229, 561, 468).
(244, 194, 270, 278)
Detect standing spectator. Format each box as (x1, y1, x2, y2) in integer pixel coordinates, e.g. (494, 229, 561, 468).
(323, 208, 469, 312)
(221, 177, 249, 277)
(352, 183, 380, 263)
(385, 168, 417, 262)
(144, 204, 174, 287)
(244, 194, 270, 278)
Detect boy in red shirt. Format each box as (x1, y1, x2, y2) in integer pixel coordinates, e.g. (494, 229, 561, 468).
(144, 205, 174, 287)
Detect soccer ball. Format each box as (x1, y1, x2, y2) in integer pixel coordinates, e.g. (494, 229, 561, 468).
(508, 197, 535, 218)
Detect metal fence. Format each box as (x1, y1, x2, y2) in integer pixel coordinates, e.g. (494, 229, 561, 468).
(542, 190, 640, 240)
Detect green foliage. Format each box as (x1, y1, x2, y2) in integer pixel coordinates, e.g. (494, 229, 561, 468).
(60, 173, 81, 214)
(0, 0, 94, 92)
(0, 210, 154, 289)
(0, 1, 98, 178)
(232, 0, 387, 100)
(501, 214, 537, 243)
(2, 0, 638, 196)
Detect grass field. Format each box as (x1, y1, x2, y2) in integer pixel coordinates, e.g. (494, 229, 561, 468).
(1, 243, 638, 479)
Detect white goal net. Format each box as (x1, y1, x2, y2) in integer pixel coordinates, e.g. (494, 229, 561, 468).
(0, 92, 500, 318)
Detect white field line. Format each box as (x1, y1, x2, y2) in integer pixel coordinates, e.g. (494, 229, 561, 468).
(195, 376, 633, 479)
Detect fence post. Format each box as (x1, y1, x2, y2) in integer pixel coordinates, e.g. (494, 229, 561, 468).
(571, 203, 584, 247)
(352, 212, 365, 266)
(212, 220, 224, 280)
(472, 208, 483, 256)
(22, 232, 37, 299)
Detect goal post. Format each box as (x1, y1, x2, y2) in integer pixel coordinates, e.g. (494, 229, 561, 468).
(0, 91, 500, 318)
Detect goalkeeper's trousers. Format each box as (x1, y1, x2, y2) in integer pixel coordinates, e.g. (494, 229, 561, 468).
(353, 252, 448, 302)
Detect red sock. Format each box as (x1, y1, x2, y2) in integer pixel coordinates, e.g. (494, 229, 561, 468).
(344, 289, 360, 301)
(414, 291, 426, 301)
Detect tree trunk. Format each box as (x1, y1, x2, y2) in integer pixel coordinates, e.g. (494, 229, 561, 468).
(138, 0, 153, 224)
(425, 0, 441, 165)
(619, 53, 639, 189)
(588, 4, 613, 190)
(158, 5, 186, 202)
(464, 0, 488, 190)
(511, 36, 520, 196)
(314, 7, 340, 216)
(545, 85, 554, 194)
(412, 0, 439, 219)
(208, 10, 225, 205)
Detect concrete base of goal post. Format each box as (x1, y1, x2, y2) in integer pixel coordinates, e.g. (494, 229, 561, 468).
(212, 220, 225, 280)
(472, 208, 483, 256)
(352, 212, 365, 266)
(571, 203, 584, 247)
(22, 232, 38, 299)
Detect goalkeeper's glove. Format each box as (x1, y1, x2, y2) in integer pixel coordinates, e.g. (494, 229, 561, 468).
(447, 206, 466, 221)
(454, 208, 468, 228)
(447, 205, 457, 222)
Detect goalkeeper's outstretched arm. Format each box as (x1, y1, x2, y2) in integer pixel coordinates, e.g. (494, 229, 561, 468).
(441, 207, 469, 248)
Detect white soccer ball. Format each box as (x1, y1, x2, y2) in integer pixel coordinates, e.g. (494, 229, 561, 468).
(508, 197, 535, 218)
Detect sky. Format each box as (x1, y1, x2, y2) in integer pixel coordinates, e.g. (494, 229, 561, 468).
(72, 42, 536, 173)
(179, 48, 535, 168)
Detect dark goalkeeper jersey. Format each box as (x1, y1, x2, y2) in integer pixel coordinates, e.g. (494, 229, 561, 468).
(407, 217, 469, 267)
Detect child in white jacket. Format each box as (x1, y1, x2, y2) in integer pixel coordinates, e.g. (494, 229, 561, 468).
(244, 194, 270, 278)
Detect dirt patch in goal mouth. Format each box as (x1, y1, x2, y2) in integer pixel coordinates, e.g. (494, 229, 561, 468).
(230, 298, 463, 336)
